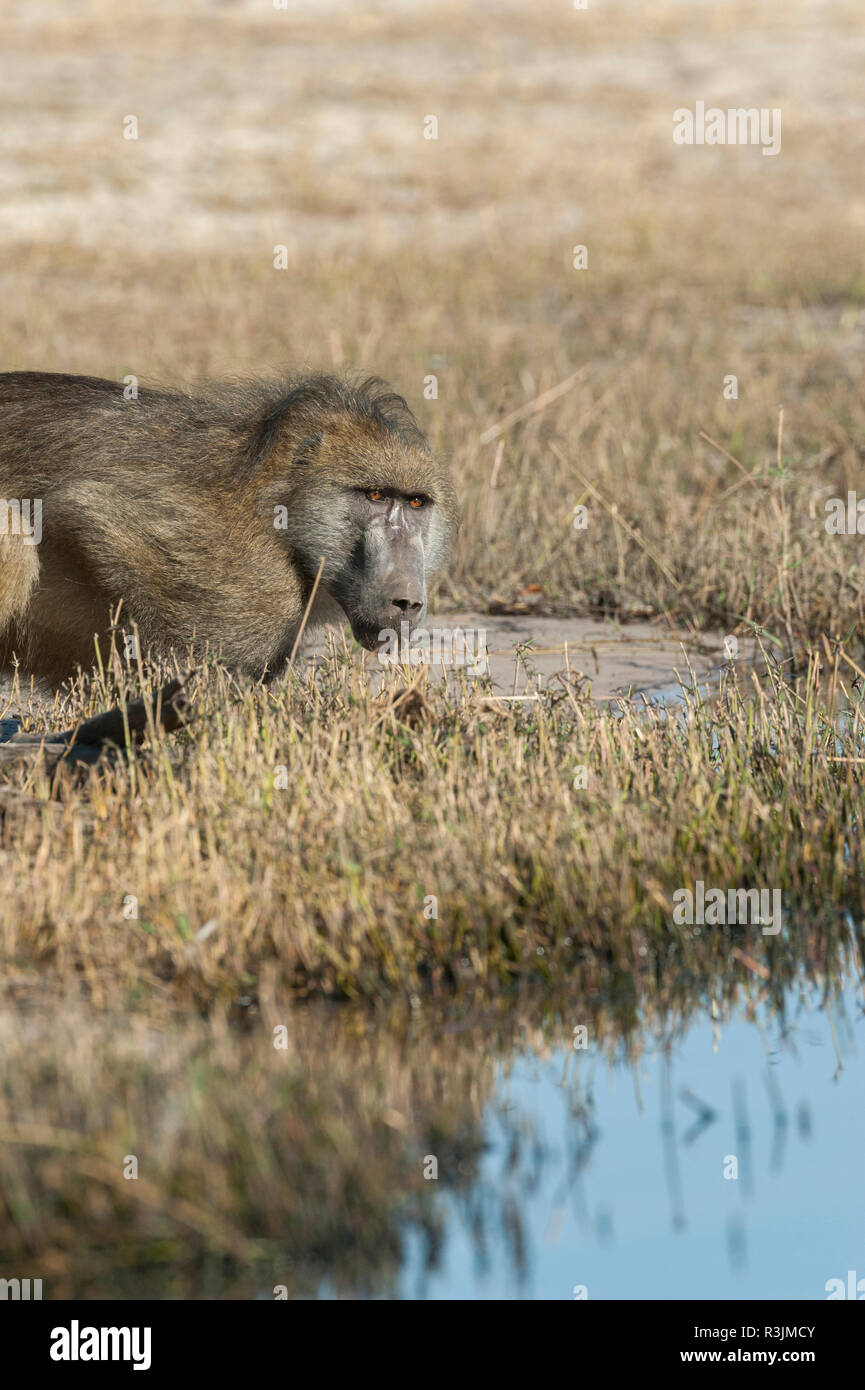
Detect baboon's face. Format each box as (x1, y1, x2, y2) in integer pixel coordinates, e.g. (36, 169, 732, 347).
(276, 432, 457, 652)
(328, 486, 437, 649)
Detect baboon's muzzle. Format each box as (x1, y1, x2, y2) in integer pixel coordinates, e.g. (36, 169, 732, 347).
(350, 526, 427, 650)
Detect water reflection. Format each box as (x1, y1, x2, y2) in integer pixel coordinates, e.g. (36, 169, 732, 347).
(400, 983, 862, 1300)
(0, 958, 860, 1300)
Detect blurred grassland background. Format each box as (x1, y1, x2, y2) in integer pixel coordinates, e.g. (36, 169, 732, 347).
(2, 0, 865, 634)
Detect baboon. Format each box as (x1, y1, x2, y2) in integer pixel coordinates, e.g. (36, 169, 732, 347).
(0, 372, 458, 684)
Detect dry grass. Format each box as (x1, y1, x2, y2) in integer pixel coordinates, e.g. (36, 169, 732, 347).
(0, 644, 861, 1012)
(1, 643, 859, 1294)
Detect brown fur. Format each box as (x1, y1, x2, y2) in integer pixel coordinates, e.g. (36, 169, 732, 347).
(0, 372, 458, 684)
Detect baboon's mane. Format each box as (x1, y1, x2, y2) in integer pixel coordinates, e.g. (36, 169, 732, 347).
(241, 374, 428, 474)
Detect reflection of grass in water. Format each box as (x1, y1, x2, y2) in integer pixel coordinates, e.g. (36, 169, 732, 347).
(0, 1003, 492, 1298)
(0, 971, 855, 1298)
(466, 983, 858, 1293)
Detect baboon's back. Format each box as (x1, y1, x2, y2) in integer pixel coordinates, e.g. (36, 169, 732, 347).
(0, 371, 305, 680)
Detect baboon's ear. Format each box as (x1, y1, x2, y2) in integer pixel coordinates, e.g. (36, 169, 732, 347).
(293, 432, 323, 466)
(242, 391, 324, 474)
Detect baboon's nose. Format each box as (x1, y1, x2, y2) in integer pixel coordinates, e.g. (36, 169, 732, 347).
(392, 597, 423, 618)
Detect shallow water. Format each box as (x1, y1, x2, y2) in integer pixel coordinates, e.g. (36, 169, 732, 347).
(300, 613, 747, 703)
(393, 984, 862, 1301)
(2, 970, 859, 1300)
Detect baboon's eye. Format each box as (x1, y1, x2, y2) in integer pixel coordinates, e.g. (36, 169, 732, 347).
(366, 489, 385, 502)
(408, 496, 426, 509)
